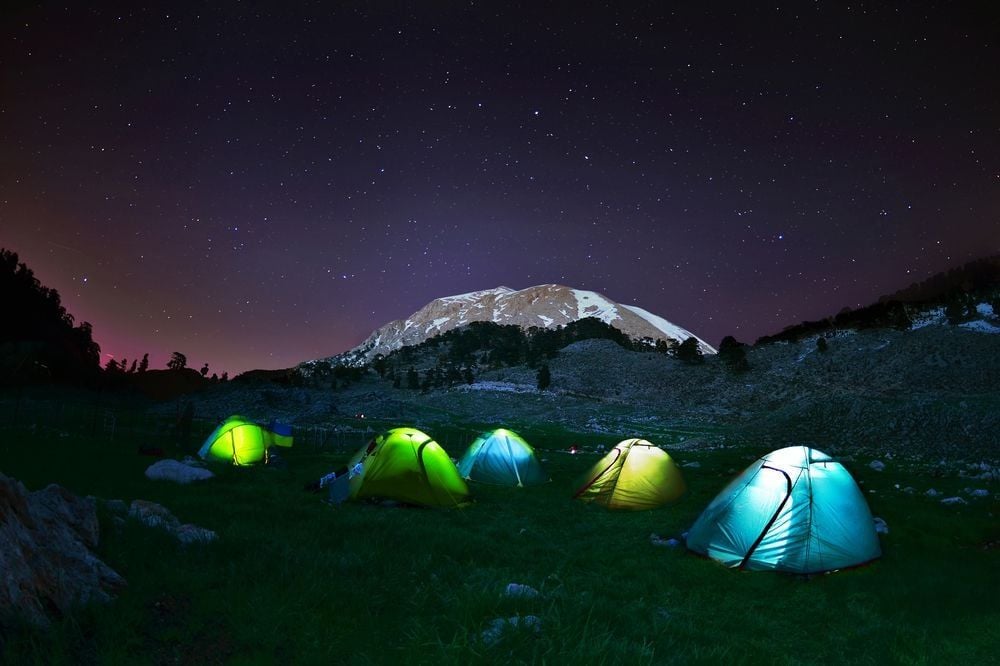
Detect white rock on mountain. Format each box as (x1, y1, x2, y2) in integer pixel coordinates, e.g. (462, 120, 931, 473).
(320, 284, 715, 366)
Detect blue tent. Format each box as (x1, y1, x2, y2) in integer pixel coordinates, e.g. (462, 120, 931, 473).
(686, 446, 881, 573)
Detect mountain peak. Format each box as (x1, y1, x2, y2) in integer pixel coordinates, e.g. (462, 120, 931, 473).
(324, 284, 715, 366)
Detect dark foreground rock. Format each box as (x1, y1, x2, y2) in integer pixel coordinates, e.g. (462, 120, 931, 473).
(0, 473, 125, 626)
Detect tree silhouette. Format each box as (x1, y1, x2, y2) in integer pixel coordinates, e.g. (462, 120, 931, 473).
(537, 363, 551, 390)
(200, 362, 209, 377)
(0, 248, 101, 384)
(167, 352, 188, 371)
(675, 337, 704, 364)
(138, 353, 149, 373)
(718, 336, 749, 372)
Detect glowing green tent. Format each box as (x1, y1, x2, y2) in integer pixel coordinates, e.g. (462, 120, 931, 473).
(573, 439, 686, 510)
(347, 427, 470, 508)
(686, 446, 881, 574)
(457, 428, 548, 486)
(198, 415, 293, 466)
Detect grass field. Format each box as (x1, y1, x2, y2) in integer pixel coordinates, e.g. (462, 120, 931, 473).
(1, 395, 998, 664)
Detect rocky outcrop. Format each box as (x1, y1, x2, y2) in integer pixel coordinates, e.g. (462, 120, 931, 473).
(0, 473, 125, 626)
(318, 284, 715, 366)
(144, 459, 215, 484)
(128, 500, 217, 544)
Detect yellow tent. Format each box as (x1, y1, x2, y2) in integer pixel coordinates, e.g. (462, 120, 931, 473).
(573, 439, 686, 510)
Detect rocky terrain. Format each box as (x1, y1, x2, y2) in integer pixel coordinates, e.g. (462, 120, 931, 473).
(162, 310, 1000, 462)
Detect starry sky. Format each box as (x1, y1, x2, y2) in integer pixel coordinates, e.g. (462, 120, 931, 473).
(2, 2, 998, 375)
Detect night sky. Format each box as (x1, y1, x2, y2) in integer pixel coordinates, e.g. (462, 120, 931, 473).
(3, 3, 998, 375)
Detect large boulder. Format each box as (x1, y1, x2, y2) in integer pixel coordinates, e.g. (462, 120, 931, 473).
(144, 459, 214, 484)
(0, 473, 125, 626)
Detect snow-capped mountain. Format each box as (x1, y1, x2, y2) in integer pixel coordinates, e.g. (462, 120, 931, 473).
(320, 284, 716, 367)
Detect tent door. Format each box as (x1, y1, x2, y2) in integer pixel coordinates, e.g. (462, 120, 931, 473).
(738, 465, 793, 569)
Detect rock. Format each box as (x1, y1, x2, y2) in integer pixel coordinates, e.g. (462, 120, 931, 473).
(0, 473, 126, 626)
(940, 497, 967, 505)
(144, 459, 215, 484)
(503, 583, 539, 598)
(964, 488, 990, 498)
(481, 615, 541, 645)
(128, 500, 217, 544)
(925, 488, 940, 497)
(873, 517, 889, 534)
(681, 461, 701, 468)
(869, 460, 885, 472)
(650, 533, 680, 547)
(104, 499, 128, 515)
(173, 524, 218, 544)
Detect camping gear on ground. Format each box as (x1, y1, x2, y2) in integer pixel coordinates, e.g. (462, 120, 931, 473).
(457, 428, 548, 486)
(686, 446, 881, 574)
(198, 415, 293, 466)
(347, 427, 470, 508)
(573, 438, 686, 510)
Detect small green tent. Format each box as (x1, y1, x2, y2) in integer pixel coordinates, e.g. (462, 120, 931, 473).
(573, 439, 686, 510)
(198, 415, 292, 466)
(347, 427, 470, 508)
(457, 428, 548, 486)
(686, 446, 881, 574)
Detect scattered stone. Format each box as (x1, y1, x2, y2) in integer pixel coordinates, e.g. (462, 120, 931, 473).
(173, 524, 218, 544)
(145, 459, 215, 484)
(681, 461, 701, 468)
(0, 473, 126, 626)
(873, 517, 889, 534)
(650, 533, 680, 548)
(481, 615, 541, 645)
(128, 500, 217, 544)
(104, 499, 128, 515)
(964, 488, 990, 498)
(940, 497, 967, 505)
(901, 486, 915, 494)
(869, 460, 885, 472)
(925, 488, 940, 497)
(503, 583, 539, 599)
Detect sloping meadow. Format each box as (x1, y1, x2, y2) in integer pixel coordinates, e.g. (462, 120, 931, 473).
(1, 417, 997, 664)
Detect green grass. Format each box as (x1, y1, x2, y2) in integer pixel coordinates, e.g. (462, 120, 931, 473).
(1, 405, 997, 665)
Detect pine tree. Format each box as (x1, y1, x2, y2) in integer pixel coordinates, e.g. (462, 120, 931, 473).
(674, 337, 704, 364)
(718, 336, 749, 372)
(537, 363, 551, 390)
(167, 352, 187, 371)
(138, 353, 149, 373)
(406, 367, 419, 390)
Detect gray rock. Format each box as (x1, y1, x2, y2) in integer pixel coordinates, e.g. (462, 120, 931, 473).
(128, 500, 217, 544)
(925, 488, 941, 497)
(504, 583, 539, 598)
(0, 473, 126, 626)
(104, 499, 128, 515)
(481, 615, 541, 645)
(144, 459, 215, 484)
(650, 533, 680, 547)
(869, 460, 885, 472)
(940, 497, 967, 505)
(873, 517, 889, 534)
(964, 488, 990, 498)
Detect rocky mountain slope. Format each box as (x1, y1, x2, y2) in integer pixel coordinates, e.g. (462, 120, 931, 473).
(177, 304, 1000, 462)
(321, 284, 715, 366)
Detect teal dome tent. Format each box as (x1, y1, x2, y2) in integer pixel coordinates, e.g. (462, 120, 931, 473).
(457, 428, 548, 487)
(686, 446, 881, 574)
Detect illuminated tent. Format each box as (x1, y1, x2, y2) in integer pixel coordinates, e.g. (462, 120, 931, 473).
(457, 428, 548, 486)
(347, 427, 470, 508)
(686, 446, 881, 574)
(573, 439, 686, 510)
(198, 415, 293, 466)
